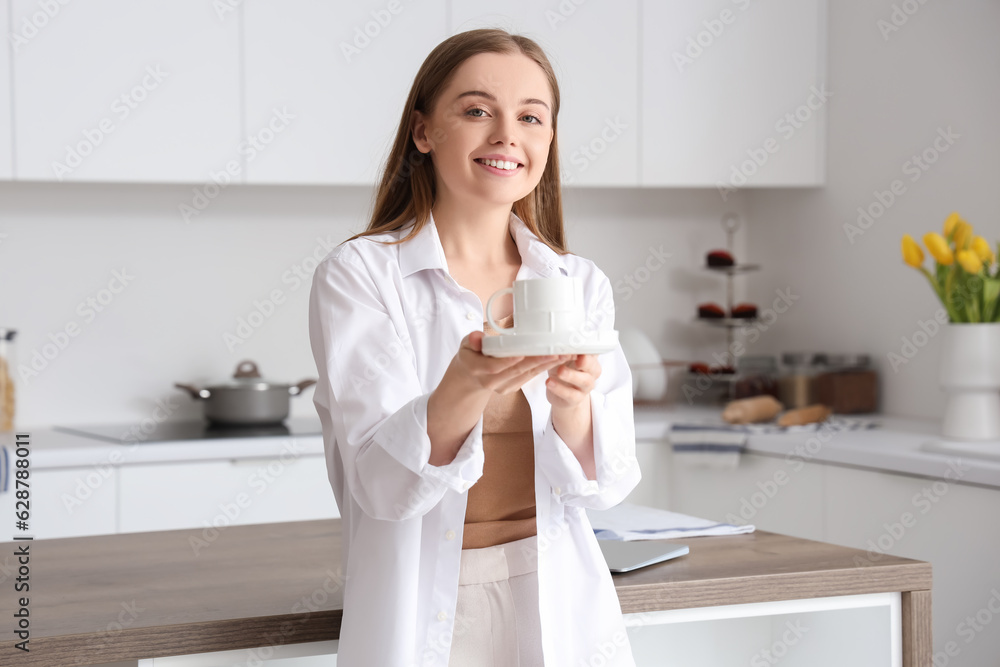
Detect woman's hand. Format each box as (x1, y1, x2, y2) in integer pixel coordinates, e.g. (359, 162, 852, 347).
(544, 354, 601, 410)
(453, 331, 573, 395)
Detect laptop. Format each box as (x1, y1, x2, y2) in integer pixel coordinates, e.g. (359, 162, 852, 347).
(597, 539, 689, 573)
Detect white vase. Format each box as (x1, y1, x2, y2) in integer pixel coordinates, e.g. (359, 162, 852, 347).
(939, 322, 1000, 441)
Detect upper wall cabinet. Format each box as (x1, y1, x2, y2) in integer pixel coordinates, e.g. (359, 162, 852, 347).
(449, 1, 639, 187)
(243, 1, 448, 185)
(2, 1, 825, 187)
(0, 0, 12, 179)
(11, 0, 241, 183)
(641, 0, 826, 188)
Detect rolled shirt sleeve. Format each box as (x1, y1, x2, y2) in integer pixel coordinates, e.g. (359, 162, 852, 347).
(534, 269, 641, 510)
(308, 249, 485, 522)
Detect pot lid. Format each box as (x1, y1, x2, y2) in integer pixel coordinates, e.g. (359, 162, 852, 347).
(212, 360, 290, 390)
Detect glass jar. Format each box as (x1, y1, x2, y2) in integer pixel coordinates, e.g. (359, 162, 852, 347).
(733, 355, 780, 400)
(0, 329, 16, 433)
(777, 352, 826, 409)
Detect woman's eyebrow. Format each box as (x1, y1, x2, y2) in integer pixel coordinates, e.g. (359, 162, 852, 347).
(455, 90, 550, 112)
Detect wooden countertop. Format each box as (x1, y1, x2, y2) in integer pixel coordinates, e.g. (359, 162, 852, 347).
(0, 519, 931, 666)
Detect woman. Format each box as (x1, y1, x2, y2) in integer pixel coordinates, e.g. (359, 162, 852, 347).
(308, 28, 641, 666)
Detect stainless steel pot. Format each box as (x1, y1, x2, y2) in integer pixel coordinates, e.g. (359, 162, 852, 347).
(175, 360, 317, 425)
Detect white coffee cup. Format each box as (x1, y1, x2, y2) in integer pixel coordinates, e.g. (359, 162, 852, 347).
(485, 277, 585, 335)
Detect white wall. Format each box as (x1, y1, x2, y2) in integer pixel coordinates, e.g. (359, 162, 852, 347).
(4, 0, 997, 430)
(745, 0, 1000, 420)
(0, 181, 748, 428)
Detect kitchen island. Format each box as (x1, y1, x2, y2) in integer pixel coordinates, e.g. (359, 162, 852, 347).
(0, 518, 930, 667)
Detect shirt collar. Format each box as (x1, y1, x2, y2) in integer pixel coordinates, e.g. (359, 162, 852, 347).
(398, 209, 567, 280)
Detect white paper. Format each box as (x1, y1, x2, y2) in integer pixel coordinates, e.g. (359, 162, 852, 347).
(586, 501, 755, 541)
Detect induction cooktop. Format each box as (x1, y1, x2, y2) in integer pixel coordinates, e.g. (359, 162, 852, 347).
(53, 416, 323, 445)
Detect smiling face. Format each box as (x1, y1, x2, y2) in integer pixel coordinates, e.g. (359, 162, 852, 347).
(411, 51, 555, 210)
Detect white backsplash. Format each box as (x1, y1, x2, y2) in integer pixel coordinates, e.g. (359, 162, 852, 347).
(0, 182, 749, 427)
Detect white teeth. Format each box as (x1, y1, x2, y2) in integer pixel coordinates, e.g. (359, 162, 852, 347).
(478, 158, 519, 170)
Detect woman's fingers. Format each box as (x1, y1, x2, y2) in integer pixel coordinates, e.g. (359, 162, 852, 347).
(492, 356, 571, 394)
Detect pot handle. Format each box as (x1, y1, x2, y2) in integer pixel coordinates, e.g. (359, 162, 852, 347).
(234, 360, 262, 378)
(288, 378, 317, 396)
(174, 383, 211, 400)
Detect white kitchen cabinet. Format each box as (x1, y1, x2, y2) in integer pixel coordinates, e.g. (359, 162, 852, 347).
(11, 0, 241, 182)
(0, 0, 11, 179)
(641, 0, 826, 187)
(449, 1, 639, 187)
(625, 439, 671, 509)
(666, 446, 1000, 666)
(0, 466, 118, 542)
(824, 465, 1000, 667)
(242, 0, 448, 185)
(118, 453, 339, 534)
(667, 450, 827, 542)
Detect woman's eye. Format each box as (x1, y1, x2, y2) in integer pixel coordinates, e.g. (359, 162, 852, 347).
(522, 114, 542, 124)
(466, 108, 487, 117)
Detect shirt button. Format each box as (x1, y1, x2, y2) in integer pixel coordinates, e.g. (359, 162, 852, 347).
(462, 481, 472, 490)
(466, 312, 477, 320)
(437, 611, 448, 622)
(588, 481, 599, 491)
(553, 486, 561, 495)
(445, 530, 456, 540)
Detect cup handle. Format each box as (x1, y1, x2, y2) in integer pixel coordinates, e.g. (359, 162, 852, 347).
(485, 287, 516, 334)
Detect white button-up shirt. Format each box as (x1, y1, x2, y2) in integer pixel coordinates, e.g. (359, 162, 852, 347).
(308, 210, 641, 666)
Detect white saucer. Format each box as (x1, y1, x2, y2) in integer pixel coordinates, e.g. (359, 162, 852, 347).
(481, 329, 619, 357)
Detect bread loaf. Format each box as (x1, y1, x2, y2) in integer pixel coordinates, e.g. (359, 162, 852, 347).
(777, 404, 832, 427)
(0, 356, 13, 431)
(722, 395, 783, 424)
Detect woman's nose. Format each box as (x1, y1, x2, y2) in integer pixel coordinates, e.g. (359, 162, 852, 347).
(488, 115, 518, 146)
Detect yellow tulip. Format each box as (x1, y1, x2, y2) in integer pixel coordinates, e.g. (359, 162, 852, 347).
(953, 221, 973, 250)
(901, 234, 924, 268)
(957, 249, 983, 274)
(972, 236, 995, 265)
(943, 212, 963, 237)
(923, 232, 954, 265)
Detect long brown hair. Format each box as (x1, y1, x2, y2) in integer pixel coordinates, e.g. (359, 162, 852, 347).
(343, 28, 569, 254)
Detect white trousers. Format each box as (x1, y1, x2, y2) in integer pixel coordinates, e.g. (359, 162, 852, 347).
(448, 533, 544, 667)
